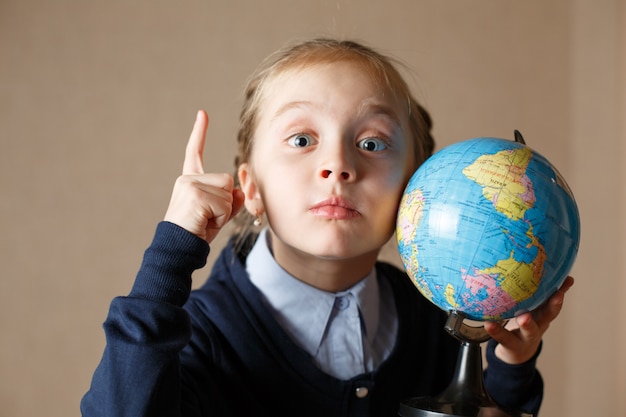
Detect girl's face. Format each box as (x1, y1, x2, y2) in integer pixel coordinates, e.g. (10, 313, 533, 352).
(239, 60, 416, 284)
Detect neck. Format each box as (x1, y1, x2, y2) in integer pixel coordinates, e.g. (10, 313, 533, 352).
(268, 234, 378, 293)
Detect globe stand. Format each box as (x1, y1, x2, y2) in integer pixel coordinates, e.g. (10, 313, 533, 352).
(397, 311, 532, 417)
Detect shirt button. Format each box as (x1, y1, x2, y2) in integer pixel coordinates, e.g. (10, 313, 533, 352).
(335, 296, 350, 311)
(355, 386, 369, 398)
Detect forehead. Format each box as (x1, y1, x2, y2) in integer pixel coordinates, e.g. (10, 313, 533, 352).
(259, 60, 407, 120)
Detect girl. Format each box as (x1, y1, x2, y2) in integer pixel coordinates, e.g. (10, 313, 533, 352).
(81, 38, 573, 417)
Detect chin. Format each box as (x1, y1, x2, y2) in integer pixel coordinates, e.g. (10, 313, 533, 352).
(307, 239, 383, 262)
(271, 223, 391, 259)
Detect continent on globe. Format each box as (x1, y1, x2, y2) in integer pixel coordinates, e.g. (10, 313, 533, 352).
(462, 147, 535, 222)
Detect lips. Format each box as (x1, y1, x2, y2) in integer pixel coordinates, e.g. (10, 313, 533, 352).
(309, 197, 360, 219)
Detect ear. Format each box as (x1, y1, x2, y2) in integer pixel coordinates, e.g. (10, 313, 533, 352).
(238, 162, 264, 215)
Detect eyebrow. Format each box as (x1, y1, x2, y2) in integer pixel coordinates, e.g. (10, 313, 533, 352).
(356, 100, 403, 126)
(271, 100, 315, 121)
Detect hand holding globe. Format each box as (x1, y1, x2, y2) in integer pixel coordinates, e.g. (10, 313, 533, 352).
(484, 274, 573, 365)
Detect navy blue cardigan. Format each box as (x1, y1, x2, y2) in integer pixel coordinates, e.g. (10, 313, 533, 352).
(81, 222, 543, 417)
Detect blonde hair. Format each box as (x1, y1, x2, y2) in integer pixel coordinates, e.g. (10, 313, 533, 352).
(232, 38, 435, 256)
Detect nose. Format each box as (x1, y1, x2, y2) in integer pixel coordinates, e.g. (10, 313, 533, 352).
(317, 136, 357, 181)
(318, 149, 356, 181)
(321, 169, 351, 180)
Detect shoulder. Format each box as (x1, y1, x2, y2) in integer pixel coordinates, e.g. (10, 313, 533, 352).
(188, 240, 248, 305)
(186, 239, 269, 328)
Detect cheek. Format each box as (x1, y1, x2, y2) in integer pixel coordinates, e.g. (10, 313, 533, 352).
(254, 169, 301, 213)
(371, 164, 413, 217)
(367, 173, 404, 212)
(381, 160, 413, 193)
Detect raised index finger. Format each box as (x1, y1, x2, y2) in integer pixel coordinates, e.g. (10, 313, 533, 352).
(182, 110, 209, 175)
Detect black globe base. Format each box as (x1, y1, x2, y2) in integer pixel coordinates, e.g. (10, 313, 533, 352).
(398, 311, 531, 417)
(398, 397, 525, 417)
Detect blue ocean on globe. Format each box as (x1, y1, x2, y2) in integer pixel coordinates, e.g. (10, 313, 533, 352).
(396, 137, 580, 321)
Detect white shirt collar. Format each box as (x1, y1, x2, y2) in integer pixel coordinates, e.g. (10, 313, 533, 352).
(246, 228, 380, 357)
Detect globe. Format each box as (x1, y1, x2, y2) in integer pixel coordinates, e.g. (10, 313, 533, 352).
(396, 136, 580, 321)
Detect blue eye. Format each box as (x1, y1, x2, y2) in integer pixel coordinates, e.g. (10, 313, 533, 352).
(358, 138, 387, 152)
(288, 134, 314, 148)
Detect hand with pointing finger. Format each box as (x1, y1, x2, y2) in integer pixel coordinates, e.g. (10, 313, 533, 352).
(164, 110, 246, 244)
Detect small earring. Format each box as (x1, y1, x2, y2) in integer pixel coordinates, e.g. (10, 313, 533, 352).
(253, 214, 263, 227)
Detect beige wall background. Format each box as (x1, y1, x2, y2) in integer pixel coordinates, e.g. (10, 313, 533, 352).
(1, 1, 624, 416)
